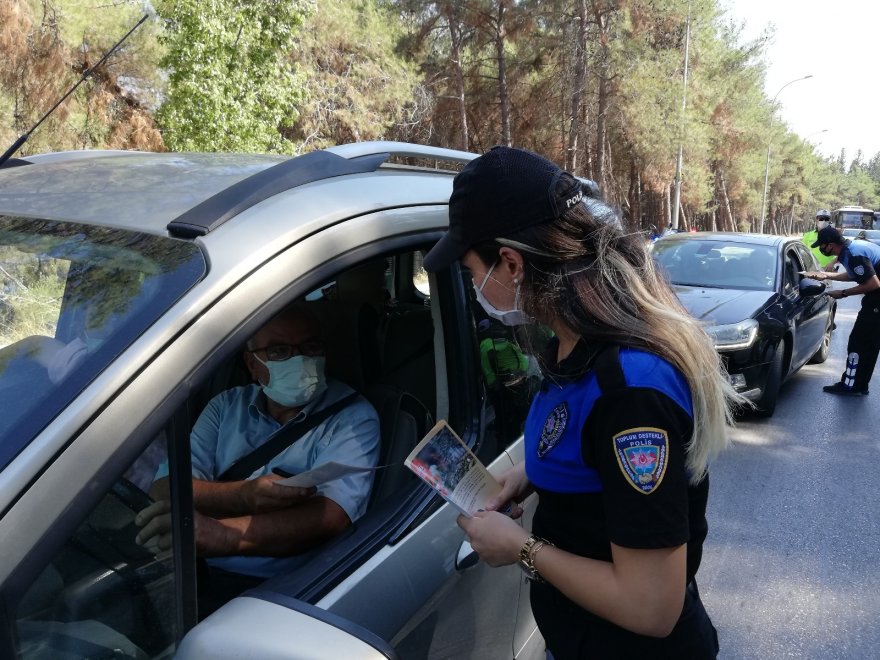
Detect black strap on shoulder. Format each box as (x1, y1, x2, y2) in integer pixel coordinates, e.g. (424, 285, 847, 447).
(217, 392, 359, 482)
(592, 344, 625, 394)
(581, 344, 624, 469)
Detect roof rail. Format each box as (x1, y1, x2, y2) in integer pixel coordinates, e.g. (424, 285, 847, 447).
(166, 142, 477, 239)
(167, 149, 389, 238)
(0, 158, 31, 170)
(324, 141, 477, 166)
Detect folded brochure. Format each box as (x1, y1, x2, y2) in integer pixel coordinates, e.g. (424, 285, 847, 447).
(404, 419, 508, 517)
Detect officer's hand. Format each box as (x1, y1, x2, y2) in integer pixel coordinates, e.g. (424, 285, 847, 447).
(485, 462, 532, 519)
(458, 511, 529, 567)
(239, 474, 315, 513)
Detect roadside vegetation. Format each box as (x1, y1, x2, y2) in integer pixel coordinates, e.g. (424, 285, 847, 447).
(1, 0, 877, 234)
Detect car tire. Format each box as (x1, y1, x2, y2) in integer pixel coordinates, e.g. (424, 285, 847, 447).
(755, 343, 784, 417)
(808, 312, 834, 364)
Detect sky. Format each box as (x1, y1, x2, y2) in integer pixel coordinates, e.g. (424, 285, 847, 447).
(721, 0, 877, 162)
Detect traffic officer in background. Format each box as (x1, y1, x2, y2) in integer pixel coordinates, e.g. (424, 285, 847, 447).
(803, 210, 837, 270)
(804, 225, 880, 396)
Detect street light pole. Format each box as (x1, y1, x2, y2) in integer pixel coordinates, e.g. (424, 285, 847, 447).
(671, 0, 691, 230)
(759, 74, 813, 234)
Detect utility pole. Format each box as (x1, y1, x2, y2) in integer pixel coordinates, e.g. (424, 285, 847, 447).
(671, 0, 691, 230)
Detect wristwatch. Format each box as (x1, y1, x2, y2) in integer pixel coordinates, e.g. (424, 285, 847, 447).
(518, 534, 552, 582)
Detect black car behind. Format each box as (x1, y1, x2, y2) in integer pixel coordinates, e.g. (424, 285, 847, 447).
(652, 233, 836, 416)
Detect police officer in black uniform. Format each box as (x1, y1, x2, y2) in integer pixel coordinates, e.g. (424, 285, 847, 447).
(805, 225, 880, 395)
(423, 146, 739, 659)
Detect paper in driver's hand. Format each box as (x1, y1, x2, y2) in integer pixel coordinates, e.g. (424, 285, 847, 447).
(404, 420, 511, 517)
(275, 462, 382, 488)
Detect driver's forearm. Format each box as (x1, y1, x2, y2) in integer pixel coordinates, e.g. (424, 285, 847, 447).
(198, 496, 350, 557)
(193, 478, 249, 517)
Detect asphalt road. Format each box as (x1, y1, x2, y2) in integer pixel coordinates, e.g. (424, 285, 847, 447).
(700, 294, 879, 659)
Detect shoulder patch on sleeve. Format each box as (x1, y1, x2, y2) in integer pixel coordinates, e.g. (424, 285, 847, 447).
(613, 427, 669, 494)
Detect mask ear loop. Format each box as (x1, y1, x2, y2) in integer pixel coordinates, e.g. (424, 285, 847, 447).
(477, 261, 498, 291)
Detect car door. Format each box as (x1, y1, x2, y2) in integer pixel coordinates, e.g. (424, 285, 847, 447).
(171, 208, 545, 658)
(0, 204, 543, 659)
(786, 244, 829, 368)
(243, 215, 543, 659)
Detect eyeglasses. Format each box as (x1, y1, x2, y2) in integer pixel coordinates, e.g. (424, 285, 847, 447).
(248, 340, 324, 362)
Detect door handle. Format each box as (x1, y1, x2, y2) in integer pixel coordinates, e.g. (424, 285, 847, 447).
(456, 540, 479, 570)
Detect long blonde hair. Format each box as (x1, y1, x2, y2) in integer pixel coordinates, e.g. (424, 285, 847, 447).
(475, 199, 741, 482)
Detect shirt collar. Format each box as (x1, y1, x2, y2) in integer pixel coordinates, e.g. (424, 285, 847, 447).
(247, 383, 330, 424)
(539, 336, 606, 382)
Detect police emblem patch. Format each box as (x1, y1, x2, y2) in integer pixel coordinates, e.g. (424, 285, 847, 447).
(613, 427, 669, 494)
(537, 402, 569, 459)
(855, 265, 865, 277)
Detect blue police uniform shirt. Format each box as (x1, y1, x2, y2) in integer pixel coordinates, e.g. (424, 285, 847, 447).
(839, 238, 880, 288)
(525, 339, 715, 657)
(525, 342, 700, 557)
(191, 379, 380, 578)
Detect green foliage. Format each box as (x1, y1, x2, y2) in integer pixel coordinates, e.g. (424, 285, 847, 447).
(155, 0, 314, 153)
(287, 0, 422, 150)
(6, 0, 880, 231)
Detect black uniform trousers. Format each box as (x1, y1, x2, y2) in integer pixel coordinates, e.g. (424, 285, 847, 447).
(841, 295, 880, 392)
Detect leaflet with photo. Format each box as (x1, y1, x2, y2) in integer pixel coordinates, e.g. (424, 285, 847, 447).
(405, 420, 509, 517)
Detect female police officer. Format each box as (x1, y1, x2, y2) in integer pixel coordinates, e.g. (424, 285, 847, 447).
(422, 146, 740, 658)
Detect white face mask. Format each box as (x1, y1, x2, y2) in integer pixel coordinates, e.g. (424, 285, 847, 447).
(255, 354, 327, 407)
(473, 262, 530, 326)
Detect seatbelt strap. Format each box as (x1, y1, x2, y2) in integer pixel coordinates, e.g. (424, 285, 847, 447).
(217, 392, 359, 482)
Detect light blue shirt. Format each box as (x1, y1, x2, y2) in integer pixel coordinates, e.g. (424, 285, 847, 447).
(190, 380, 380, 577)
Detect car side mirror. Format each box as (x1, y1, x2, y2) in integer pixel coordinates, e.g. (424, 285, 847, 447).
(799, 277, 826, 297)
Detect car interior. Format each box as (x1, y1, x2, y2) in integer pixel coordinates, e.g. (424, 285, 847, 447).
(10, 247, 446, 656)
(10, 243, 545, 659)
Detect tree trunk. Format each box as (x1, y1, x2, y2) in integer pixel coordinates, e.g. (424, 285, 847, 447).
(494, 1, 511, 146)
(665, 184, 672, 230)
(593, 7, 610, 191)
(567, 0, 588, 171)
(445, 5, 469, 151)
(718, 171, 735, 232)
(628, 158, 641, 228)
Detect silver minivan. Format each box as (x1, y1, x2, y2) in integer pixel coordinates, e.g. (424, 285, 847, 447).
(0, 143, 545, 659)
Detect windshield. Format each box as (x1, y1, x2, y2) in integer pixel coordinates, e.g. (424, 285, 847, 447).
(0, 217, 206, 469)
(836, 210, 873, 229)
(652, 239, 777, 291)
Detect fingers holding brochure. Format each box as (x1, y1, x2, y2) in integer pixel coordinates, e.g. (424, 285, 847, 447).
(485, 462, 532, 519)
(457, 510, 529, 567)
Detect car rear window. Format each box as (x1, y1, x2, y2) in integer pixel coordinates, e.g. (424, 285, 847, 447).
(0, 216, 206, 469)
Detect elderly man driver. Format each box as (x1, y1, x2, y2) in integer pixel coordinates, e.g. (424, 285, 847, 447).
(137, 302, 379, 604)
